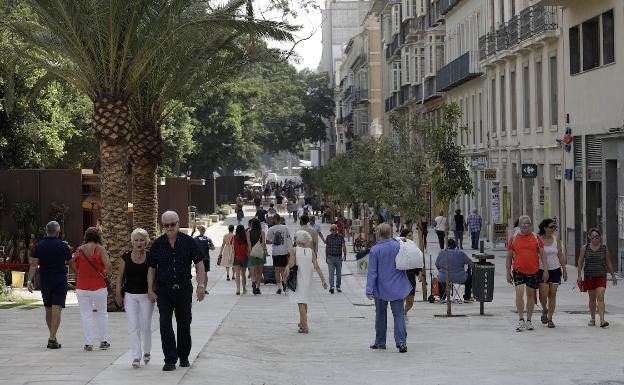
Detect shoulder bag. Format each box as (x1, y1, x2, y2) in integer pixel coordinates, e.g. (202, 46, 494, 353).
(81, 245, 113, 292)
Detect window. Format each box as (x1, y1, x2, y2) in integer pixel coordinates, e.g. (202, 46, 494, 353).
(472, 94, 476, 145)
(569, 26, 580, 74)
(392, 62, 401, 92)
(523, 63, 530, 131)
(418, 48, 425, 80)
(428, 45, 433, 74)
(402, 0, 414, 19)
(582, 17, 600, 71)
(549, 55, 558, 127)
(603, 9, 615, 65)
(403, 48, 411, 83)
(569, 10, 616, 75)
(435, 45, 444, 72)
(510, 69, 517, 133)
(491, 78, 496, 137)
(536, 59, 543, 129)
(392, 5, 401, 35)
(500, 74, 506, 135)
(479, 93, 483, 144)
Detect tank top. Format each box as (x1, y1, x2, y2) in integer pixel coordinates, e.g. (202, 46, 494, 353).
(540, 237, 560, 270)
(583, 244, 607, 277)
(232, 235, 248, 261)
(75, 245, 106, 291)
(122, 251, 149, 294)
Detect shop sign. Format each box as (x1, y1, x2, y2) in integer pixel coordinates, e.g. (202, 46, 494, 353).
(493, 223, 507, 245)
(484, 168, 499, 181)
(522, 163, 538, 178)
(587, 166, 602, 181)
(491, 182, 501, 224)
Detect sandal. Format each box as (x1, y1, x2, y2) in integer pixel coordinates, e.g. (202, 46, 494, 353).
(540, 313, 548, 324)
(84, 345, 93, 351)
(47, 339, 62, 349)
(298, 327, 309, 334)
(588, 319, 596, 327)
(132, 359, 140, 369)
(143, 353, 151, 364)
(547, 320, 555, 328)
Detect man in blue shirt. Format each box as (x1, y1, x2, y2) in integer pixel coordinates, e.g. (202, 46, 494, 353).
(27, 221, 71, 349)
(467, 209, 482, 250)
(148, 211, 206, 371)
(366, 223, 412, 353)
(435, 238, 474, 301)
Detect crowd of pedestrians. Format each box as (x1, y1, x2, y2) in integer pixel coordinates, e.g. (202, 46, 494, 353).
(24, 198, 619, 371)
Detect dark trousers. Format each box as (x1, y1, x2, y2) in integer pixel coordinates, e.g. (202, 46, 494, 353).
(436, 230, 445, 249)
(471, 231, 480, 249)
(156, 284, 193, 365)
(454, 231, 464, 249)
(438, 267, 472, 301)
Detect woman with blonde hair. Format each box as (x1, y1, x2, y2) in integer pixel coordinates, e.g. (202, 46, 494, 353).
(218, 225, 235, 281)
(288, 230, 328, 333)
(115, 228, 155, 368)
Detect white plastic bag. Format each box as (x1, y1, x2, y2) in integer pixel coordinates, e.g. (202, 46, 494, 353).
(395, 237, 424, 270)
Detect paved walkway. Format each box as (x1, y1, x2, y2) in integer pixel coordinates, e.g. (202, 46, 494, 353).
(1, 208, 623, 385)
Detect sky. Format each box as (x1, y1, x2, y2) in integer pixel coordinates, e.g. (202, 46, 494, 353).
(263, 0, 324, 71)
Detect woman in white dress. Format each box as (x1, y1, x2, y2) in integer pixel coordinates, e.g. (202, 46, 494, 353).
(219, 225, 235, 281)
(288, 230, 328, 333)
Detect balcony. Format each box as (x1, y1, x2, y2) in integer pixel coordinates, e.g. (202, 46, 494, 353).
(423, 77, 442, 102)
(385, 33, 400, 61)
(384, 92, 400, 112)
(436, 51, 482, 92)
(403, 17, 425, 42)
(354, 88, 369, 104)
(439, 0, 462, 15)
(343, 85, 354, 98)
(480, 6, 557, 61)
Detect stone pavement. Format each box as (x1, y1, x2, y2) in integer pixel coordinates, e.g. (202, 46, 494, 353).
(1, 208, 624, 385)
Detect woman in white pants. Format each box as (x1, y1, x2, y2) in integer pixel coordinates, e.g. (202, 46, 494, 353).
(115, 228, 155, 368)
(72, 227, 112, 351)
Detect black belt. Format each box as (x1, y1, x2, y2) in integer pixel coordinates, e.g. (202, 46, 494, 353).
(160, 281, 191, 291)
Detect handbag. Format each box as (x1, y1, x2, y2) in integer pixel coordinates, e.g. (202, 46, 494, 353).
(81, 245, 112, 292)
(394, 237, 424, 270)
(249, 241, 264, 259)
(286, 265, 298, 291)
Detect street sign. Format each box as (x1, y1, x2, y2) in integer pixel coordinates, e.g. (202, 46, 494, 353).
(484, 168, 498, 181)
(493, 224, 507, 245)
(521, 163, 537, 178)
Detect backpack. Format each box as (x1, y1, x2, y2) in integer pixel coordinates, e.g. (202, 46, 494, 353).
(273, 230, 284, 246)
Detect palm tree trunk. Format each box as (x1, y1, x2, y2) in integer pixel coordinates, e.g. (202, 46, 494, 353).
(99, 140, 130, 309)
(133, 160, 159, 239)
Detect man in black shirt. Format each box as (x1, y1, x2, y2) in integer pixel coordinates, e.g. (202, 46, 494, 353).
(27, 221, 71, 349)
(191, 224, 214, 294)
(148, 211, 206, 371)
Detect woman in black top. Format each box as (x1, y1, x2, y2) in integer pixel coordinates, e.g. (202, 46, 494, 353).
(453, 209, 466, 249)
(115, 228, 155, 368)
(247, 218, 267, 295)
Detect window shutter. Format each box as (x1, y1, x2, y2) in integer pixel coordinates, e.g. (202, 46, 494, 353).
(585, 135, 602, 168)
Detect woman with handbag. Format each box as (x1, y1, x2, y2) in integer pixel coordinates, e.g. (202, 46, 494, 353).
(288, 230, 328, 333)
(577, 228, 617, 328)
(71, 227, 112, 351)
(247, 218, 267, 295)
(114, 228, 155, 368)
(232, 224, 249, 295)
(218, 225, 235, 281)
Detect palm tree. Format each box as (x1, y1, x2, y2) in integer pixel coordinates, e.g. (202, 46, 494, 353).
(15, 0, 293, 291)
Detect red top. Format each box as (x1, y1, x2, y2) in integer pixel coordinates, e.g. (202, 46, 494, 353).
(74, 245, 106, 291)
(232, 235, 248, 262)
(509, 233, 544, 274)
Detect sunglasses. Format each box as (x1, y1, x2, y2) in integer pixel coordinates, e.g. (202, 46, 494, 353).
(162, 222, 178, 228)
(519, 223, 531, 228)
(590, 235, 600, 240)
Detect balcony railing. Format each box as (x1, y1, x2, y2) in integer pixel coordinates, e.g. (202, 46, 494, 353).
(354, 88, 369, 103)
(423, 77, 442, 102)
(403, 17, 425, 40)
(384, 92, 400, 112)
(480, 6, 557, 59)
(436, 51, 482, 92)
(439, 0, 462, 15)
(385, 34, 400, 61)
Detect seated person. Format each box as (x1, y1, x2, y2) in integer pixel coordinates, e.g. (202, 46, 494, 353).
(435, 238, 474, 301)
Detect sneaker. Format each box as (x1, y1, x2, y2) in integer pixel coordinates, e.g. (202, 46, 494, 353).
(243, 288, 247, 294)
(540, 312, 548, 324)
(204, 289, 209, 295)
(369, 344, 386, 350)
(600, 320, 609, 328)
(226, 276, 230, 281)
(235, 290, 240, 295)
(588, 319, 596, 327)
(100, 341, 111, 350)
(162, 363, 176, 371)
(515, 319, 526, 332)
(84, 345, 93, 351)
(336, 288, 342, 293)
(398, 344, 407, 353)
(276, 288, 282, 294)
(329, 288, 334, 294)
(525, 320, 534, 331)
(179, 359, 190, 367)
(47, 339, 61, 349)
(547, 320, 555, 328)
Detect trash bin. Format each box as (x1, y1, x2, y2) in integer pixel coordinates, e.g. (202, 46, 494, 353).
(11, 271, 25, 288)
(472, 263, 495, 302)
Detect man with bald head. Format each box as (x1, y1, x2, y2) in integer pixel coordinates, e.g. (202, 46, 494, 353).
(148, 211, 206, 371)
(366, 223, 411, 353)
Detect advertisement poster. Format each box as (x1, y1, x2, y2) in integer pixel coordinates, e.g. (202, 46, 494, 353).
(491, 182, 501, 225)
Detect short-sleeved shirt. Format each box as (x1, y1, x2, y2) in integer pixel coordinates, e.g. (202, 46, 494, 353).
(434, 216, 447, 231)
(266, 224, 290, 256)
(256, 209, 267, 223)
(508, 233, 544, 274)
(325, 234, 345, 257)
(436, 248, 471, 284)
(147, 232, 202, 288)
(32, 237, 71, 287)
(194, 235, 213, 260)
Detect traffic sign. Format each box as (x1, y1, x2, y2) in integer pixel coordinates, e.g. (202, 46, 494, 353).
(522, 163, 537, 178)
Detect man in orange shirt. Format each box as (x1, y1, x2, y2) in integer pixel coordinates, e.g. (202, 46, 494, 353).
(506, 215, 549, 332)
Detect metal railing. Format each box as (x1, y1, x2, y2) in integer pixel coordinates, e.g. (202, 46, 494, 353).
(423, 77, 442, 101)
(496, 25, 508, 51)
(478, 35, 487, 61)
(436, 51, 482, 92)
(439, 0, 462, 15)
(507, 15, 519, 47)
(385, 34, 400, 61)
(384, 92, 400, 112)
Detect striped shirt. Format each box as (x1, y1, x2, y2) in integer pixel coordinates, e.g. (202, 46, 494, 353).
(583, 244, 607, 277)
